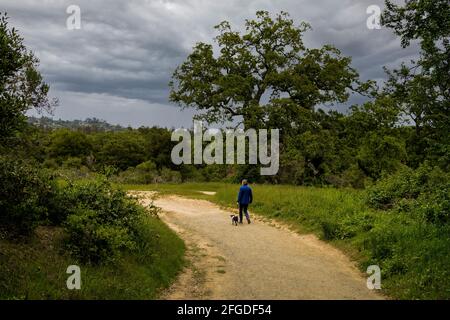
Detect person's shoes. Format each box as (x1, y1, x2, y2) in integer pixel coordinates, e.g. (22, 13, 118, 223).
(239, 221, 243, 224)
(247, 219, 251, 224)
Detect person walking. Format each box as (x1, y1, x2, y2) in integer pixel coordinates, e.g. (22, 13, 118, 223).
(237, 179, 252, 224)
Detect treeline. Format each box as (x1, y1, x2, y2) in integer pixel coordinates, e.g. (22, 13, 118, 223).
(13, 124, 182, 183)
(28, 116, 125, 132)
(14, 105, 444, 189)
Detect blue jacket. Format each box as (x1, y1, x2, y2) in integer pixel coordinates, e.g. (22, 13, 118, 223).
(237, 185, 253, 205)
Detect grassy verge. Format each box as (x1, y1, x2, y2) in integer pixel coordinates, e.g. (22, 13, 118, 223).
(0, 215, 185, 299)
(122, 182, 450, 300)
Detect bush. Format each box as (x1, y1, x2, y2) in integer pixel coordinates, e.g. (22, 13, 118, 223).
(179, 165, 205, 182)
(52, 166, 97, 181)
(339, 164, 368, 189)
(111, 161, 159, 184)
(362, 220, 450, 299)
(47, 129, 93, 163)
(43, 158, 58, 169)
(62, 157, 83, 168)
(0, 156, 169, 264)
(65, 208, 138, 263)
(113, 168, 150, 184)
(0, 157, 56, 236)
(160, 167, 182, 183)
(366, 163, 450, 223)
(357, 133, 407, 180)
(417, 188, 450, 224)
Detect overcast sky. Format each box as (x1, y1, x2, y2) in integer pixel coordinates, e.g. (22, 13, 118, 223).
(2, 0, 417, 128)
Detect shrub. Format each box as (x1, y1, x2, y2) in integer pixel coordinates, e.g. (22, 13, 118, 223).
(47, 129, 93, 163)
(179, 165, 205, 182)
(62, 157, 83, 168)
(0, 157, 56, 236)
(113, 168, 149, 184)
(43, 158, 58, 169)
(160, 167, 182, 183)
(366, 163, 449, 222)
(60, 179, 146, 263)
(64, 208, 137, 263)
(417, 188, 450, 224)
(339, 164, 368, 189)
(52, 166, 97, 181)
(357, 133, 406, 180)
(111, 160, 159, 184)
(320, 212, 372, 240)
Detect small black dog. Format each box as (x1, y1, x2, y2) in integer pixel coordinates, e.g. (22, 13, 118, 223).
(230, 215, 239, 226)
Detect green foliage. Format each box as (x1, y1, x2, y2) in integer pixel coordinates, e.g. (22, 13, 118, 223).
(64, 208, 138, 264)
(0, 12, 56, 141)
(382, 0, 450, 169)
(113, 168, 152, 184)
(160, 167, 182, 183)
(357, 133, 407, 180)
(62, 157, 83, 168)
(93, 131, 146, 170)
(178, 164, 206, 182)
(0, 157, 56, 236)
(367, 164, 450, 223)
(0, 171, 160, 265)
(170, 11, 371, 127)
(138, 126, 174, 169)
(47, 129, 92, 164)
(112, 160, 159, 184)
(110, 161, 183, 184)
(200, 164, 229, 182)
(383, 0, 449, 49)
(56, 179, 146, 263)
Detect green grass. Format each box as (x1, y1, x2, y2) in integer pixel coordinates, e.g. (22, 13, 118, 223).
(0, 215, 185, 299)
(121, 182, 450, 300)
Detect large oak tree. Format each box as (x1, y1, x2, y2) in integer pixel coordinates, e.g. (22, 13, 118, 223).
(170, 11, 372, 129)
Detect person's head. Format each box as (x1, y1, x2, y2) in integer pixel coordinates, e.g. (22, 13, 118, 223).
(241, 179, 248, 186)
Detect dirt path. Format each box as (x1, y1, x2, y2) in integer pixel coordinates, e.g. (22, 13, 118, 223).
(136, 192, 383, 300)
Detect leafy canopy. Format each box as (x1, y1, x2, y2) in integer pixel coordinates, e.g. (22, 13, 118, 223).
(170, 11, 373, 128)
(382, 0, 450, 168)
(0, 12, 56, 142)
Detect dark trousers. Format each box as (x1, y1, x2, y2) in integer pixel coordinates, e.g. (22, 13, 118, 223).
(239, 204, 250, 223)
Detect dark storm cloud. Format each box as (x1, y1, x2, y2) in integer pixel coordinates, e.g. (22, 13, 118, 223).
(2, 0, 418, 126)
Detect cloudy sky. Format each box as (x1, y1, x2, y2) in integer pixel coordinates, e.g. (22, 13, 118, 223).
(2, 0, 417, 128)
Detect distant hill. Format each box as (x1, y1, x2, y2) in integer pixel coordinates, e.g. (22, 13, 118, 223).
(27, 116, 125, 132)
